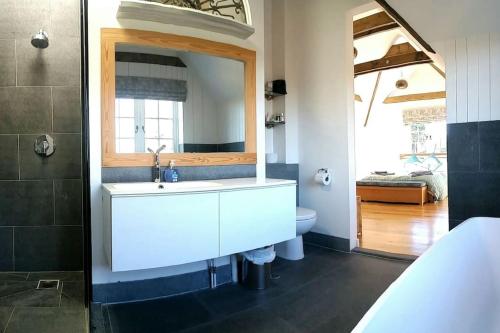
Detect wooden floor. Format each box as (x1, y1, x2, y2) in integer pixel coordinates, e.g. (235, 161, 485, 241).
(359, 199, 449, 256)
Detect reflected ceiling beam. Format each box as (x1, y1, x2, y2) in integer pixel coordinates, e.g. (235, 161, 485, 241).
(431, 63, 446, 79)
(355, 42, 432, 76)
(364, 71, 382, 127)
(353, 11, 399, 40)
(375, 0, 436, 54)
(383, 91, 446, 104)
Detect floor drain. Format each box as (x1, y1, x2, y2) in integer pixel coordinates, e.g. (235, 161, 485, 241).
(36, 280, 60, 290)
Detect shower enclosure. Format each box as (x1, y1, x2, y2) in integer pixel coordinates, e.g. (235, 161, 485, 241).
(0, 0, 88, 332)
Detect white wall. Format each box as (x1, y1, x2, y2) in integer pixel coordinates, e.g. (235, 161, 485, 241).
(88, 0, 265, 284)
(283, 0, 370, 246)
(264, 0, 299, 164)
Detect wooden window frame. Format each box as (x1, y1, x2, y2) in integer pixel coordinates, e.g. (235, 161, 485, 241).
(101, 28, 257, 167)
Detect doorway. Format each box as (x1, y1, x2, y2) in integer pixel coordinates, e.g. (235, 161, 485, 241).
(352, 7, 449, 256)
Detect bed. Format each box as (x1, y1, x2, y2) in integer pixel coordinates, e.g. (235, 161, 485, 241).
(356, 173, 447, 205)
(352, 217, 500, 333)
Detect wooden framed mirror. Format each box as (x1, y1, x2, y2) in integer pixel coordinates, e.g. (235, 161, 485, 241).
(101, 28, 256, 167)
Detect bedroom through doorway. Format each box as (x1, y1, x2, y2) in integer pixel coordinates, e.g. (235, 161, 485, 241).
(352, 6, 449, 257)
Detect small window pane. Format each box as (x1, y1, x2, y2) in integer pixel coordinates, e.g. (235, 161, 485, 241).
(159, 101, 174, 118)
(159, 119, 173, 138)
(145, 99, 158, 118)
(117, 139, 134, 153)
(119, 99, 134, 117)
(159, 139, 174, 152)
(145, 119, 159, 138)
(119, 118, 135, 138)
(145, 139, 160, 152)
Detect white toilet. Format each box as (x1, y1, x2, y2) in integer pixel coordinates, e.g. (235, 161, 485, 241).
(276, 207, 317, 260)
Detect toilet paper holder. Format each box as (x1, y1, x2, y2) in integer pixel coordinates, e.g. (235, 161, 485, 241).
(315, 168, 332, 186)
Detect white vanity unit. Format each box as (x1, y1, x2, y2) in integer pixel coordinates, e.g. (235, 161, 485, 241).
(102, 178, 296, 272)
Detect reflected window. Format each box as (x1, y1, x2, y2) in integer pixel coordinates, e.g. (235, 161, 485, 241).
(115, 98, 183, 153)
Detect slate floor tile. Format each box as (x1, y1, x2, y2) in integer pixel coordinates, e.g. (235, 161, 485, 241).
(0, 306, 13, 332)
(106, 294, 212, 333)
(60, 281, 84, 308)
(0, 281, 61, 307)
(0, 273, 28, 282)
(96, 245, 410, 333)
(5, 307, 86, 333)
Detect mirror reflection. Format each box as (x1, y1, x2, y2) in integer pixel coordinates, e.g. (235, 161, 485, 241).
(115, 44, 245, 154)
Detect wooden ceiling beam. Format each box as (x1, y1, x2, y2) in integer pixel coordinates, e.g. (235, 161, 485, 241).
(375, 0, 436, 54)
(364, 71, 382, 127)
(354, 42, 432, 76)
(353, 11, 399, 40)
(383, 91, 446, 104)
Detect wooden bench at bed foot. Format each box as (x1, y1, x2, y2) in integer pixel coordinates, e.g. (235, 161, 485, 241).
(356, 185, 430, 205)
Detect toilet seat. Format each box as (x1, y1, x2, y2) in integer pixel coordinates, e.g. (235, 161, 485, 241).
(296, 207, 316, 221)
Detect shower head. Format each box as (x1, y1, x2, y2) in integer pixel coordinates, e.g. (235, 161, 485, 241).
(31, 30, 49, 49)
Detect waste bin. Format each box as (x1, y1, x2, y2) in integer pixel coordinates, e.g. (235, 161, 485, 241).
(239, 246, 276, 290)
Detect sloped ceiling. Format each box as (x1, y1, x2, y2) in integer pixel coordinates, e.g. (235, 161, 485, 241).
(354, 23, 445, 111)
(385, 0, 500, 43)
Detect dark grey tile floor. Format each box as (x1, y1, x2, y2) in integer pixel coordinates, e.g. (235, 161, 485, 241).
(0, 271, 86, 333)
(92, 246, 410, 333)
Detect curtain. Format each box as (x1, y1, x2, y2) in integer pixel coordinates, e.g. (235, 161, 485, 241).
(116, 76, 187, 102)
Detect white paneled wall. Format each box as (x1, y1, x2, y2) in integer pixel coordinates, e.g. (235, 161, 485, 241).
(445, 33, 500, 123)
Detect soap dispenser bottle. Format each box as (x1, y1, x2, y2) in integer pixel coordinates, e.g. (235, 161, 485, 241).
(164, 160, 179, 183)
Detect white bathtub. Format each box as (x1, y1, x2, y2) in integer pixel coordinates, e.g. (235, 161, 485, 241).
(353, 217, 500, 333)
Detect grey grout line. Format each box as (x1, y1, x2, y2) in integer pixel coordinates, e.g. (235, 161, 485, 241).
(51, 87, 54, 133)
(11, 228, 15, 271)
(53, 180, 56, 225)
(14, 39, 17, 87)
(58, 282, 63, 307)
(106, 305, 115, 333)
(2, 306, 15, 333)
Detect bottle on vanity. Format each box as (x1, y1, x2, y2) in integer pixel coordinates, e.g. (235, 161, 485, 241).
(164, 160, 179, 183)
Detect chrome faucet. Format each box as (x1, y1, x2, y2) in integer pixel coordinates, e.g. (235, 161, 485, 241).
(147, 145, 166, 183)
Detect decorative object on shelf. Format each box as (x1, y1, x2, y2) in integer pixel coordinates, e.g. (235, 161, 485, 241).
(265, 79, 287, 100)
(265, 113, 285, 128)
(146, 0, 248, 23)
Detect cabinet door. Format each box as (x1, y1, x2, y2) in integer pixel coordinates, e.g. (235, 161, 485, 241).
(111, 192, 219, 272)
(219, 185, 296, 256)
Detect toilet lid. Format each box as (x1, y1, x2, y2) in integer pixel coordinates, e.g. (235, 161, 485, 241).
(296, 207, 317, 221)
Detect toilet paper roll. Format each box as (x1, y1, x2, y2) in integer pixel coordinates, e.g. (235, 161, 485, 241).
(315, 171, 331, 186)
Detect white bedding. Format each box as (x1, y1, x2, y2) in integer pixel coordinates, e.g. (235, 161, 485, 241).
(353, 217, 500, 333)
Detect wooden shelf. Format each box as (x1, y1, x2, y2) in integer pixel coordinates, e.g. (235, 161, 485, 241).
(265, 121, 285, 128)
(265, 91, 286, 100)
(117, 0, 255, 39)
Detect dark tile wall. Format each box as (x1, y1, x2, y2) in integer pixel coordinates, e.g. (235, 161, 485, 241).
(102, 165, 257, 183)
(448, 120, 500, 229)
(0, 0, 82, 271)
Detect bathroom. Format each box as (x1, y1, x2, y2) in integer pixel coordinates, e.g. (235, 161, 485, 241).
(1, 0, 478, 332)
(0, 0, 404, 333)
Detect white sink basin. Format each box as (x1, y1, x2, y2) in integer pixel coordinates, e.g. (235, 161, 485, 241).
(108, 181, 222, 193)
